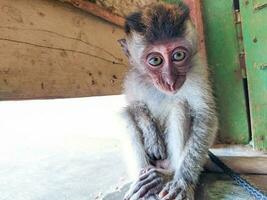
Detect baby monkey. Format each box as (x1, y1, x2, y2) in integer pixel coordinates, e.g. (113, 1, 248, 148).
(119, 2, 218, 200)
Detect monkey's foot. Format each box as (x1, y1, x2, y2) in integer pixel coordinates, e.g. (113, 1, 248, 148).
(159, 179, 194, 200)
(145, 140, 167, 161)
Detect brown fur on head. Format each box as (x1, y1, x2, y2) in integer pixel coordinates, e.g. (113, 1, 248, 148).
(124, 2, 190, 44)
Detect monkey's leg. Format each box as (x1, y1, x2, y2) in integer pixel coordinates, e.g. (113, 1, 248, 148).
(160, 102, 218, 200)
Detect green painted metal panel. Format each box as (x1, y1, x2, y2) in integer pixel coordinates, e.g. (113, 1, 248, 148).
(240, 0, 267, 150)
(202, 0, 250, 143)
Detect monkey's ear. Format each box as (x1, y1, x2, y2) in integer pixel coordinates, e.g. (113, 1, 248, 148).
(118, 38, 130, 57)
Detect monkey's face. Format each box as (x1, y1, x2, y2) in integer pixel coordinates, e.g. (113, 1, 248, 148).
(142, 38, 193, 94)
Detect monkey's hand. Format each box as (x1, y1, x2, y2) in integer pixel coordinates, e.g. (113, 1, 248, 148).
(124, 167, 173, 200)
(159, 179, 194, 200)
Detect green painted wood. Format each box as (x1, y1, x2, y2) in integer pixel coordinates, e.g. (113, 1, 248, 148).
(202, 0, 250, 144)
(240, 0, 267, 150)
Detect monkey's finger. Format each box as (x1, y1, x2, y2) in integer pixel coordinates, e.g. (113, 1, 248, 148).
(133, 172, 159, 194)
(159, 190, 168, 198)
(123, 193, 131, 200)
(175, 191, 186, 200)
(155, 144, 166, 158)
(159, 148, 167, 160)
(138, 172, 150, 181)
(162, 189, 180, 200)
(159, 185, 170, 198)
(140, 167, 151, 175)
(144, 184, 163, 198)
(140, 169, 146, 175)
(124, 183, 139, 200)
(124, 190, 134, 200)
(148, 147, 160, 160)
(155, 149, 165, 160)
(148, 152, 158, 161)
(158, 144, 167, 159)
(132, 178, 161, 199)
(153, 153, 160, 160)
(138, 167, 156, 181)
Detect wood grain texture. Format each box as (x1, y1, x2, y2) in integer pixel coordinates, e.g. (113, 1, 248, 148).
(0, 0, 127, 100)
(184, 0, 207, 61)
(205, 156, 267, 174)
(205, 145, 267, 174)
(69, 0, 161, 17)
(59, 0, 125, 27)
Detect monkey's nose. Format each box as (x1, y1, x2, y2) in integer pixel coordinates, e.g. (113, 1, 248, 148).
(168, 82, 177, 91)
(164, 81, 176, 92)
(165, 77, 177, 91)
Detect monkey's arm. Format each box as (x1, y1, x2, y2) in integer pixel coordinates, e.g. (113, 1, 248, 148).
(122, 106, 150, 180)
(129, 102, 166, 161)
(123, 102, 167, 200)
(160, 98, 218, 200)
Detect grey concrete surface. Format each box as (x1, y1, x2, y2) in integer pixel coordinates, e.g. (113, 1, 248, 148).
(0, 96, 129, 200)
(103, 183, 130, 200)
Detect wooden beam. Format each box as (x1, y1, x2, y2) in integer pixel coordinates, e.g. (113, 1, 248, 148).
(184, 0, 207, 60)
(206, 156, 267, 174)
(59, 0, 125, 27)
(205, 145, 267, 174)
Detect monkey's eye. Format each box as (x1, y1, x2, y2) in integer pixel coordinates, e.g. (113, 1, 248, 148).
(148, 56, 163, 67)
(172, 51, 186, 62)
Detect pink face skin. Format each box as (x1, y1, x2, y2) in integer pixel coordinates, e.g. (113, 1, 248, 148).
(142, 38, 193, 94)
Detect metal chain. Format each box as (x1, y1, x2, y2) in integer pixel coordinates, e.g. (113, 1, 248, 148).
(208, 151, 267, 200)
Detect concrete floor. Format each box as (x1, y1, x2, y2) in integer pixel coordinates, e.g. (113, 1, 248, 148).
(0, 96, 129, 200)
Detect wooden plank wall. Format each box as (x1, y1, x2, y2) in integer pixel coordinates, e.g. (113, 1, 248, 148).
(0, 0, 127, 100)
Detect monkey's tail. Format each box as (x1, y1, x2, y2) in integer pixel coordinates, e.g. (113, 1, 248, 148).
(208, 151, 267, 200)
